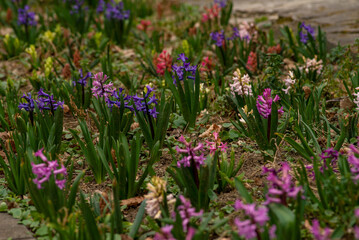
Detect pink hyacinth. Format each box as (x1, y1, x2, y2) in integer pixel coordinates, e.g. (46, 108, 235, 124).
(246, 51, 257, 72)
(178, 195, 203, 232)
(176, 135, 206, 169)
(91, 72, 115, 98)
(200, 56, 213, 72)
(311, 220, 332, 240)
(347, 144, 359, 182)
(234, 200, 275, 239)
(32, 149, 67, 190)
(256, 88, 284, 119)
(155, 50, 172, 76)
(205, 132, 228, 154)
(154, 225, 176, 240)
(263, 162, 302, 205)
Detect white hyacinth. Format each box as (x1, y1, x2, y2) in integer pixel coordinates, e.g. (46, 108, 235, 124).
(282, 71, 296, 94)
(230, 69, 253, 96)
(301, 56, 323, 75)
(353, 87, 359, 110)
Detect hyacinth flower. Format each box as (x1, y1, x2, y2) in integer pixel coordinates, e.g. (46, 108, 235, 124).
(299, 22, 315, 44)
(246, 51, 257, 73)
(91, 72, 115, 99)
(306, 148, 339, 180)
(256, 88, 284, 141)
(17, 5, 37, 43)
(176, 135, 205, 187)
(282, 71, 296, 94)
(178, 195, 203, 232)
(234, 200, 276, 240)
(32, 148, 67, 190)
(214, 0, 227, 8)
(74, 69, 91, 106)
(106, 88, 134, 111)
(310, 220, 332, 240)
(206, 132, 228, 155)
(263, 162, 302, 206)
(154, 50, 172, 76)
(132, 85, 159, 119)
(347, 144, 359, 182)
(230, 68, 253, 96)
(18, 93, 35, 124)
(37, 88, 64, 115)
(154, 225, 175, 240)
(171, 53, 197, 85)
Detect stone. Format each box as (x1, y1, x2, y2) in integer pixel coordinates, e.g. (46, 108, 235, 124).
(0, 213, 34, 240)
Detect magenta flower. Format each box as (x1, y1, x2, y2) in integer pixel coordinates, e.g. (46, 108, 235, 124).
(347, 144, 359, 182)
(178, 195, 203, 232)
(154, 225, 176, 240)
(306, 148, 339, 180)
(256, 88, 284, 119)
(234, 200, 271, 239)
(311, 220, 331, 240)
(91, 72, 115, 98)
(263, 162, 302, 205)
(32, 149, 67, 190)
(176, 135, 205, 169)
(205, 132, 228, 154)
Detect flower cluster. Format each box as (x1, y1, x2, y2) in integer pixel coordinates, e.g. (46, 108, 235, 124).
(154, 50, 172, 76)
(154, 225, 175, 240)
(206, 132, 228, 154)
(282, 71, 296, 94)
(210, 30, 225, 47)
(100, 0, 130, 20)
(306, 148, 339, 179)
(136, 19, 152, 31)
(91, 72, 115, 98)
(178, 195, 203, 232)
(299, 22, 315, 44)
(301, 56, 323, 74)
(176, 135, 205, 169)
(106, 88, 134, 111)
(201, 3, 220, 23)
(145, 176, 175, 219)
(132, 85, 159, 118)
(18, 93, 35, 112)
(310, 220, 332, 240)
(37, 89, 64, 112)
(234, 200, 276, 239)
(69, 0, 88, 15)
(263, 162, 302, 205)
(256, 88, 284, 119)
(347, 144, 359, 182)
(230, 68, 252, 96)
(32, 149, 67, 189)
(200, 56, 213, 73)
(353, 88, 359, 110)
(214, 0, 227, 8)
(18, 5, 37, 27)
(172, 53, 197, 85)
(75, 69, 91, 86)
(246, 51, 257, 72)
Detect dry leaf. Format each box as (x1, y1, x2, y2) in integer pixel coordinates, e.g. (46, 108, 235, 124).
(199, 124, 221, 138)
(121, 196, 145, 207)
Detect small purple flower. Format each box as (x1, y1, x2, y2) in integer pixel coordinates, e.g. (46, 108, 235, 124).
(311, 220, 331, 240)
(36, 89, 64, 112)
(214, 0, 227, 8)
(32, 149, 67, 190)
(263, 162, 302, 205)
(75, 69, 91, 86)
(131, 85, 159, 118)
(256, 88, 284, 119)
(178, 195, 203, 232)
(299, 22, 315, 44)
(176, 136, 205, 169)
(91, 72, 115, 99)
(97, 0, 106, 13)
(18, 5, 37, 27)
(69, 0, 88, 14)
(210, 30, 225, 47)
(234, 200, 270, 239)
(154, 225, 175, 240)
(306, 148, 339, 180)
(171, 53, 197, 85)
(347, 144, 359, 182)
(104, 0, 130, 20)
(18, 93, 35, 112)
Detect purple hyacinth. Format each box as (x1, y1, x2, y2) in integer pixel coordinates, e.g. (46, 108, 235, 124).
(311, 220, 332, 240)
(263, 162, 302, 205)
(171, 53, 197, 85)
(32, 149, 67, 190)
(178, 195, 203, 232)
(176, 135, 205, 169)
(18, 93, 35, 112)
(214, 0, 227, 8)
(306, 148, 339, 179)
(69, 0, 88, 14)
(75, 69, 91, 86)
(299, 22, 315, 44)
(18, 5, 37, 26)
(104, 0, 130, 20)
(132, 85, 159, 118)
(256, 88, 284, 119)
(36, 89, 64, 113)
(106, 88, 134, 111)
(91, 72, 115, 99)
(154, 225, 175, 240)
(97, 0, 106, 13)
(210, 30, 225, 47)
(234, 200, 275, 239)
